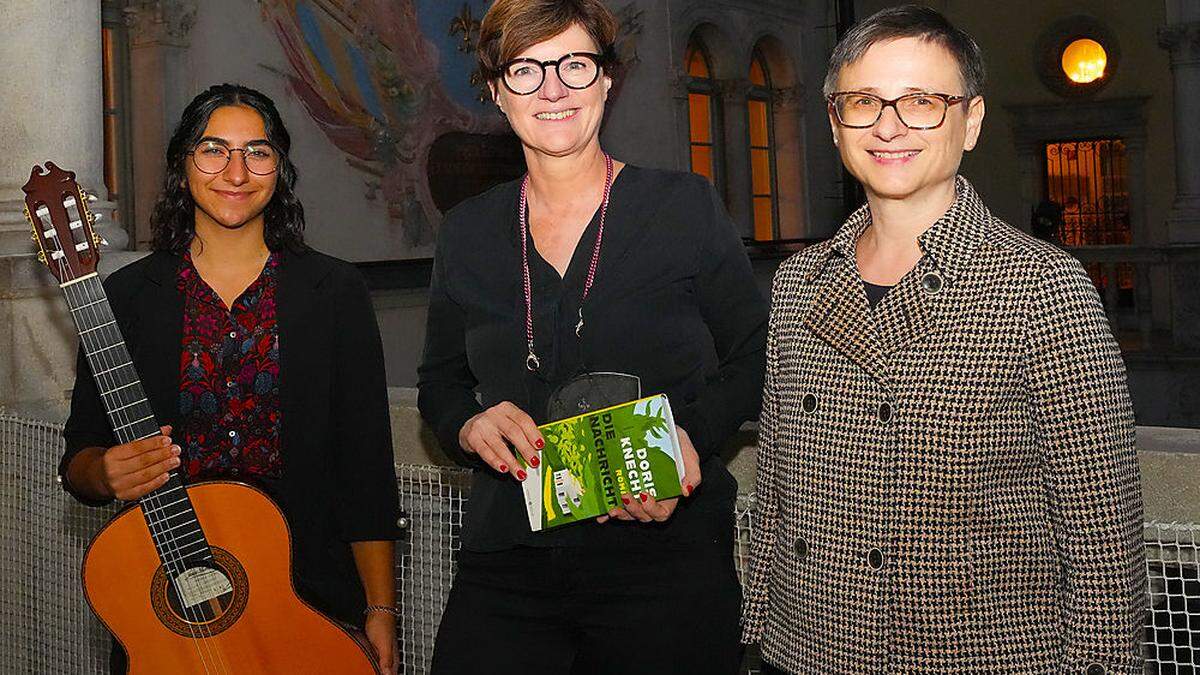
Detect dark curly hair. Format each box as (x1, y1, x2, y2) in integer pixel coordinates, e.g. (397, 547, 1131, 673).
(150, 83, 306, 253)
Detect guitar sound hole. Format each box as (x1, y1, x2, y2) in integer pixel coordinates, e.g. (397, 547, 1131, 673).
(150, 547, 249, 637)
(166, 564, 235, 624)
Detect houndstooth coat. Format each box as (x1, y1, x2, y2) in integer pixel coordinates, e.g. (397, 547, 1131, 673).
(741, 177, 1146, 674)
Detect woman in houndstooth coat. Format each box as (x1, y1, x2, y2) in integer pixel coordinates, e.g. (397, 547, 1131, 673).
(742, 6, 1146, 674)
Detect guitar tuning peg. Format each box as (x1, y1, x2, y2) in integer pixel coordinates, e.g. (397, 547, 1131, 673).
(92, 212, 104, 222)
(84, 190, 99, 203)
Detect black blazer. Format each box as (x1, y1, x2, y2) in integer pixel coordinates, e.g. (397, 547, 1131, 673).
(61, 248, 399, 626)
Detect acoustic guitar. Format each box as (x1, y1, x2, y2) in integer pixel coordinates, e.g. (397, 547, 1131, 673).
(24, 162, 382, 674)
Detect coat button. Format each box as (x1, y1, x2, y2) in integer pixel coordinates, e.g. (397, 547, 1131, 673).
(794, 536, 808, 560)
(802, 393, 817, 413)
(878, 402, 892, 423)
(920, 272, 944, 294)
(1085, 664, 1105, 675)
(867, 547, 885, 570)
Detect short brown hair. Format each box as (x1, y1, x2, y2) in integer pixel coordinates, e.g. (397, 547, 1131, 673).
(477, 0, 620, 82)
(823, 4, 985, 99)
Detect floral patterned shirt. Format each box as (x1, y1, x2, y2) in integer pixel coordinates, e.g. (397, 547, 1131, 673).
(177, 252, 282, 481)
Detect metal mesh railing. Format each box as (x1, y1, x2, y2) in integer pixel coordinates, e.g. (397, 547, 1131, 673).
(2, 414, 1198, 673)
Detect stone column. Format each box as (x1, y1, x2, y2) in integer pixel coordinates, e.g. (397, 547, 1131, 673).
(0, 1, 132, 415)
(718, 78, 753, 239)
(0, 1, 125, 256)
(772, 84, 808, 240)
(1158, 20, 1200, 242)
(125, 0, 197, 248)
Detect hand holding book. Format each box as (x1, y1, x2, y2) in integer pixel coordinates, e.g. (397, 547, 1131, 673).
(515, 394, 692, 531)
(457, 401, 545, 480)
(597, 425, 700, 524)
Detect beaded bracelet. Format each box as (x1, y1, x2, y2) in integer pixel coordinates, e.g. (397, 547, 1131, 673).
(364, 604, 400, 617)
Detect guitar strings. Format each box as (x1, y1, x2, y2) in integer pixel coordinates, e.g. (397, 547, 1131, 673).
(66, 275, 229, 675)
(63, 275, 225, 675)
(64, 273, 230, 675)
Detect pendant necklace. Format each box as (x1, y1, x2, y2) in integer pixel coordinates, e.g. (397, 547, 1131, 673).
(520, 153, 614, 372)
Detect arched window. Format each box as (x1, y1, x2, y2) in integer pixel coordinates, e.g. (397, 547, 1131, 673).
(686, 39, 722, 191)
(747, 49, 778, 240)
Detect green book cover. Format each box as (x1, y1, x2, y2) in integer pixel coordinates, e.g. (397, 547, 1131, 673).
(517, 394, 685, 532)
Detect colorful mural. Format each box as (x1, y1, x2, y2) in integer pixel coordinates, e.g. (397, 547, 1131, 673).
(260, 0, 642, 250)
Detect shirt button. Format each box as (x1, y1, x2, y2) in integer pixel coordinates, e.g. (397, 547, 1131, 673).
(878, 402, 893, 423)
(867, 547, 885, 570)
(794, 536, 809, 561)
(226, 380, 234, 388)
(229, 331, 237, 339)
(1085, 664, 1105, 675)
(920, 272, 944, 295)
(802, 393, 817, 414)
(228, 430, 236, 438)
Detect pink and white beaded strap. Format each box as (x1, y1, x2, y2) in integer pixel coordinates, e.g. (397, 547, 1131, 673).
(519, 153, 614, 372)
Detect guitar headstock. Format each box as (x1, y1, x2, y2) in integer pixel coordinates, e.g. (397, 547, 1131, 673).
(22, 162, 102, 284)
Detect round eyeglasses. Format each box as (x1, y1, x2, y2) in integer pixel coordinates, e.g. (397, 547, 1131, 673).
(501, 52, 603, 95)
(827, 91, 968, 130)
(187, 140, 280, 175)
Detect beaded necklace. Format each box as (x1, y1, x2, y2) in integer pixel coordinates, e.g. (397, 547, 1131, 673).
(519, 152, 614, 372)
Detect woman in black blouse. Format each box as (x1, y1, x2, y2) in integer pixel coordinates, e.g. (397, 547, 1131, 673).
(417, 1, 767, 673)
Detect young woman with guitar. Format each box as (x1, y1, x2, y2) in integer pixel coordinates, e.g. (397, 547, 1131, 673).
(56, 84, 400, 673)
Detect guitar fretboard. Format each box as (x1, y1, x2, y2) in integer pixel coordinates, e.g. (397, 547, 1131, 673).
(63, 274, 213, 573)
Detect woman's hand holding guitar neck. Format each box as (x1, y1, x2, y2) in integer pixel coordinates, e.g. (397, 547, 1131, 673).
(67, 425, 181, 501)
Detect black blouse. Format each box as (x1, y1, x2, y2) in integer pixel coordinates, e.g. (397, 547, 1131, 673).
(418, 165, 768, 551)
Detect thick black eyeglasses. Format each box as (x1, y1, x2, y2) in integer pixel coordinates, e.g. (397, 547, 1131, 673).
(187, 140, 280, 175)
(827, 91, 968, 130)
(501, 52, 603, 95)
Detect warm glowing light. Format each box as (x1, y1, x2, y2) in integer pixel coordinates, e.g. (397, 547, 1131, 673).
(1062, 38, 1107, 84)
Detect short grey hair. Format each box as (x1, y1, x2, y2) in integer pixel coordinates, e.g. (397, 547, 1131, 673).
(822, 4, 986, 99)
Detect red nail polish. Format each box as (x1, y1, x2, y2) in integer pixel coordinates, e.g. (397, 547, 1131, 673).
(685, 483, 693, 496)
(535, 438, 545, 449)
(621, 495, 630, 505)
(499, 464, 508, 473)
(517, 469, 527, 481)
(639, 493, 648, 503)
(530, 455, 540, 468)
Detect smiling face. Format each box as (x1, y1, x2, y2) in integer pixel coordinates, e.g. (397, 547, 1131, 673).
(185, 104, 278, 237)
(491, 23, 612, 160)
(829, 36, 985, 204)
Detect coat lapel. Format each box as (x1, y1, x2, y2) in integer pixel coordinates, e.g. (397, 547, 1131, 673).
(137, 251, 184, 428)
(803, 254, 890, 384)
(276, 248, 334, 461)
(867, 176, 993, 360)
(872, 258, 942, 359)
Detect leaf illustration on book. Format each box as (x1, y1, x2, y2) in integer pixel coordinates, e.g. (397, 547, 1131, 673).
(553, 420, 591, 489)
(630, 403, 670, 442)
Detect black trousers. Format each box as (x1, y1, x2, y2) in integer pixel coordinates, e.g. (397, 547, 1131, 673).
(430, 542, 743, 675)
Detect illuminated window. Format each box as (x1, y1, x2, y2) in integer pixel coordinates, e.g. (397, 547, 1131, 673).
(1045, 138, 1132, 301)
(747, 49, 777, 241)
(686, 39, 722, 191)
(1062, 38, 1108, 84)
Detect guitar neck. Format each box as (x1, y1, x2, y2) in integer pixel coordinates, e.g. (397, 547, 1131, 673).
(62, 273, 213, 571)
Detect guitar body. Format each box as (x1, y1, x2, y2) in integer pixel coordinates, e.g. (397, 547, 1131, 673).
(83, 481, 380, 675)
